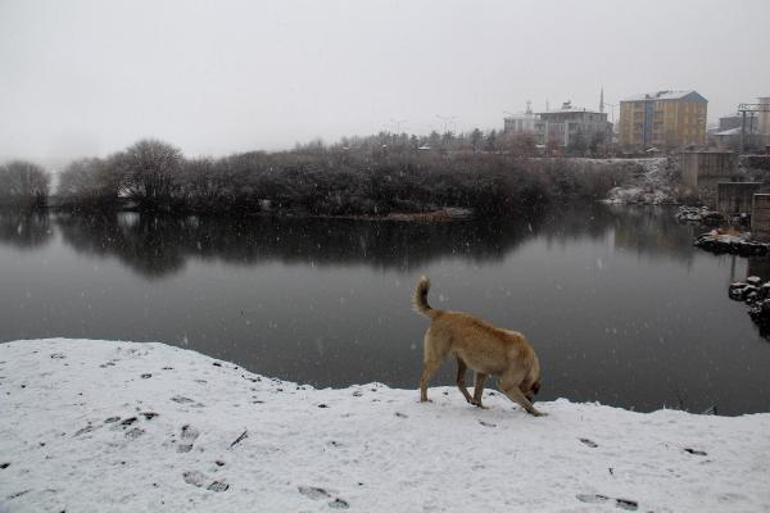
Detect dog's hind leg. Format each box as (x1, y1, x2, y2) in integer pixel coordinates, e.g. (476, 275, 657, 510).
(419, 329, 449, 403)
(419, 360, 441, 402)
(455, 356, 475, 404)
(471, 372, 488, 408)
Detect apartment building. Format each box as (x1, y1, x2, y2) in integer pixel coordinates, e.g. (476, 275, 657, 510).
(618, 90, 707, 149)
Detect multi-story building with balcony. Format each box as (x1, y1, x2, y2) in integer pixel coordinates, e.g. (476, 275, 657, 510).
(618, 90, 707, 149)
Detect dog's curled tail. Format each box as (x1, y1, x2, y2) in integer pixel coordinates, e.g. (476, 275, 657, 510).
(413, 275, 439, 318)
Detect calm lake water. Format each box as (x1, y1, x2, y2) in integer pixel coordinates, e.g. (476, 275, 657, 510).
(1, 205, 769, 415)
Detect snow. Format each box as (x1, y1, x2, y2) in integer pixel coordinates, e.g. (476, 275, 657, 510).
(603, 158, 679, 205)
(622, 90, 698, 102)
(2, 339, 769, 513)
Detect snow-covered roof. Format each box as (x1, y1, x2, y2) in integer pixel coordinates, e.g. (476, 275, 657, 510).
(536, 100, 604, 116)
(714, 127, 742, 136)
(622, 90, 706, 102)
(537, 107, 602, 115)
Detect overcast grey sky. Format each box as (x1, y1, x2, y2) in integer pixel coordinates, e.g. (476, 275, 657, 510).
(1, 0, 769, 163)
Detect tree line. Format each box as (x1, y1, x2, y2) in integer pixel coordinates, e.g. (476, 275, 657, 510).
(2, 132, 629, 217)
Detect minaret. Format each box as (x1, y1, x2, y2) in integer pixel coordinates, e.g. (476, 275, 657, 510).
(599, 86, 605, 114)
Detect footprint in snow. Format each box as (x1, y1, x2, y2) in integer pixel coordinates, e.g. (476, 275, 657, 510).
(576, 494, 609, 504)
(171, 395, 205, 407)
(178, 424, 200, 453)
(74, 424, 97, 437)
(183, 470, 229, 492)
(579, 438, 598, 448)
(614, 498, 639, 510)
(576, 494, 638, 511)
(125, 427, 145, 440)
(478, 420, 496, 428)
(684, 447, 707, 456)
(120, 417, 138, 427)
(298, 486, 331, 500)
(328, 498, 350, 509)
(298, 487, 349, 509)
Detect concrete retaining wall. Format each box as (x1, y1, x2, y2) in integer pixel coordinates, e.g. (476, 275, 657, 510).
(717, 182, 762, 214)
(752, 193, 770, 241)
(680, 151, 738, 206)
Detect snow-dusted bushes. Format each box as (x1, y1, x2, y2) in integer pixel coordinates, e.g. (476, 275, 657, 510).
(54, 138, 639, 217)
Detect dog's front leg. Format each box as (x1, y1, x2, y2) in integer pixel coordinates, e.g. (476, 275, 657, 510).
(500, 382, 545, 417)
(471, 372, 488, 408)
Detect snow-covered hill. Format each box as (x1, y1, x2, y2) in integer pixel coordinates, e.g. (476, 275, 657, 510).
(1, 339, 768, 512)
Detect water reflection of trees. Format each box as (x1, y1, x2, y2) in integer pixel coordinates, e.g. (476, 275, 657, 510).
(0, 204, 704, 278)
(609, 206, 694, 261)
(57, 213, 187, 278)
(54, 212, 537, 278)
(1, 204, 701, 279)
(539, 204, 694, 262)
(0, 210, 53, 249)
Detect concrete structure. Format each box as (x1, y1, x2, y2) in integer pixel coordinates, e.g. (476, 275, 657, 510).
(756, 97, 770, 150)
(503, 106, 538, 135)
(534, 101, 612, 148)
(752, 193, 770, 242)
(619, 90, 707, 149)
(759, 97, 770, 138)
(716, 182, 762, 215)
(680, 151, 737, 205)
(719, 113, 758, 132)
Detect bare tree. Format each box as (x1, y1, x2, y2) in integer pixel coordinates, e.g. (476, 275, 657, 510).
(0, 160, 51, 208)
(116, 139, 183, 208)
(58, 158, 122, 206)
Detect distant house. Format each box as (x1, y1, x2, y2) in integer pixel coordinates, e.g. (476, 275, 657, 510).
(712, 127, 742, 150)
(618, 90, 707, 149)
(718, 113, 758, 132)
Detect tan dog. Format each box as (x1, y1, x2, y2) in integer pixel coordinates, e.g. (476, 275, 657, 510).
(413, 276, 544, 416)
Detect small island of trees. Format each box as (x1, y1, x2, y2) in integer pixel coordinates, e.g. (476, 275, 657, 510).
(2, 130, 630, 218)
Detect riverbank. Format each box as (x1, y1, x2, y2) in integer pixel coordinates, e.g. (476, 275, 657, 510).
(1, 339, 768, 512)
